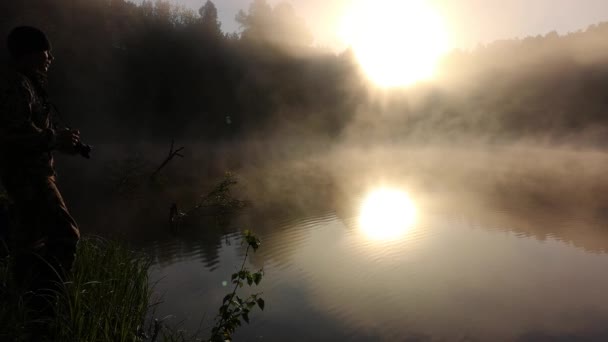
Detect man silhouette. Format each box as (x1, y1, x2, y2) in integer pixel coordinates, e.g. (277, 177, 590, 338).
(0, 26, 81, 296)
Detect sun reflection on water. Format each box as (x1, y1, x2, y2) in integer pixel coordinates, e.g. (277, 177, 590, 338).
(359, 188, 417, 240)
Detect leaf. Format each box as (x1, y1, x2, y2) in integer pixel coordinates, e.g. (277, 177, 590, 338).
(253, 272, 263, 285)
(257, 298, 265, 311)
(242, 313, 250, 324)
(232, 317, 241, 327)
(223, 294, 232, 303)
(247, 274, 253, 286)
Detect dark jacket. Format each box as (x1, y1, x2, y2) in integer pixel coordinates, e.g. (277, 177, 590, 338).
(0, 69, 56, 178)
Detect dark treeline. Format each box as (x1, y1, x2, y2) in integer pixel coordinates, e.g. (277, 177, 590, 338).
(2, 0, 608, 145)
(0, 0, 363, 143)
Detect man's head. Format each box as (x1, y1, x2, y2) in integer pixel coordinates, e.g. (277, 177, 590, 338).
(7, 26, 54, 74)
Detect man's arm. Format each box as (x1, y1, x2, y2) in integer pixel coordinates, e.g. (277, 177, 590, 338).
(0, 79, 55, 152)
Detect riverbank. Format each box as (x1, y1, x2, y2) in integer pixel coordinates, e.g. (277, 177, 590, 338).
(0, 237, 152, 341)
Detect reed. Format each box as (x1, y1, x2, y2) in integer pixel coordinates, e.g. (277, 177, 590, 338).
(0, 232, 262, 341)
(0, 237, 152, 341)
(52, 237, 152, 341)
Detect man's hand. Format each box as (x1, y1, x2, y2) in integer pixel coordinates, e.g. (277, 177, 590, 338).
(54, 128, 81, 154)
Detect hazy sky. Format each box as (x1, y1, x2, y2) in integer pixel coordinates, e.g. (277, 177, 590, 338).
(168, 0, 608, 49)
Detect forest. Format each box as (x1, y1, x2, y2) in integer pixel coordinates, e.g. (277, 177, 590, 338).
(0, 0, 361, 144)
(2, 0, 608, 146)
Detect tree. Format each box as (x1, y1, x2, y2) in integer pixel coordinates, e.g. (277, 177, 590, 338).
(235, 0, 273, 42)
(271, 2, 313, 47)
(199, 0, 221, 36)
(236, 1, 312, 48)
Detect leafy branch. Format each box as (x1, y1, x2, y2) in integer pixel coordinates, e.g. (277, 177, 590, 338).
(209, 230, 264, 342)
(170, 172, 248, 228)
(195, 172, 247, 213)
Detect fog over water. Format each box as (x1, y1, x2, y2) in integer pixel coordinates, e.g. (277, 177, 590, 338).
(51, 138, 608, 340)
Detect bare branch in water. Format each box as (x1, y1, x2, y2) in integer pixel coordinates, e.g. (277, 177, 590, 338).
(151, 139, 185, 181)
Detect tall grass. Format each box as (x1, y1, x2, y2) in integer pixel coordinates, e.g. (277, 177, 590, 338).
(0, 234, 264, 342)
(53, 237, 152, 341)
(0, 174, 261, 341)
(0, 252, 31, 341)
(0, 237, 153, 341)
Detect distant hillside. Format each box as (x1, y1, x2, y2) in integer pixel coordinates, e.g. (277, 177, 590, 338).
(365, 22, 608, 145)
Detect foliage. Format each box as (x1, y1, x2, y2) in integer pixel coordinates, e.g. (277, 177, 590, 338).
(52, 238, 152, 341)
(236, 0, 312, 46)
(209, 230, 264, 342)
(125, 232, 265, 342)
(0, 238, 152, 341)
(198, 0, 222, 36)
(3, 0, 608, 146)
(197, 172, 248, 213)
(0, 0, 359, 144)
(171, 172, 248, 227)
(0, 254, 31, 341)
(0, 232, 265, 342)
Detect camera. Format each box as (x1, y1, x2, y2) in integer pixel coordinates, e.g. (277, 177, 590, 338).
(75, 141, 92, 159)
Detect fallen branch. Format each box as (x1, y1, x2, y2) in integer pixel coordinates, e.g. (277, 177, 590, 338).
(151, 139, 185, 180)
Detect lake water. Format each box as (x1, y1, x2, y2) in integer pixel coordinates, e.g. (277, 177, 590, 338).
(147, 193, 608, 340)
(69, 144, 608, 341)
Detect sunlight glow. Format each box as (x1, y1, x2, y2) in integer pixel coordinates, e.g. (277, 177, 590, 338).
(339, 0, 450, 87)
(359, 188, 417, 240)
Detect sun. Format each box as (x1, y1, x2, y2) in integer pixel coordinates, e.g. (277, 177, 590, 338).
(359, 188, 417, 240)
(339, 0, 450, 87)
